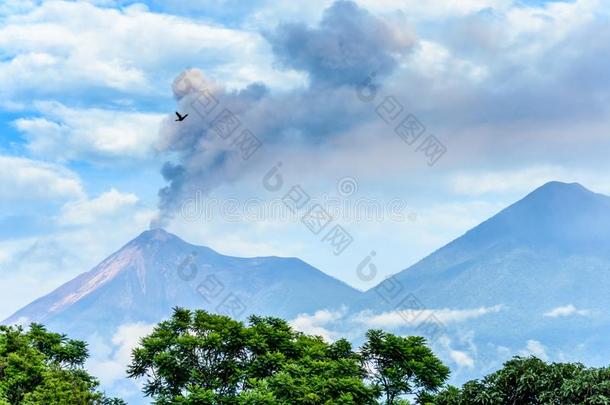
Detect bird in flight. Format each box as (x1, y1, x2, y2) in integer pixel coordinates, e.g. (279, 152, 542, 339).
(175, 112, 188, 122)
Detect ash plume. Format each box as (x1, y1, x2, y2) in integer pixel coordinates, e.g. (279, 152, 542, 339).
(151, 1, 415, 228)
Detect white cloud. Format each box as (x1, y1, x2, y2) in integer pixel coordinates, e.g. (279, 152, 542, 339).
(449, 349, 475, 368)
(0, 0, 300, 104)
(544, 304, 590, 318)
(289, 308, 345, 341)
(15, 102, 164, 161)
(87, 322, 155, 385)
(520, 339, 548, 361)
(408, 40, 489, 83)
(437, 334, 476, 368)
(355, 305, 502, 328)
(0, 155, 84, 201)
(58, 188, 139, 226)
(503, 0, 601, 57)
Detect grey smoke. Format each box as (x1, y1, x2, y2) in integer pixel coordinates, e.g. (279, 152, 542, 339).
(151, 0, 416, 227)
(265, 0, 413, 86)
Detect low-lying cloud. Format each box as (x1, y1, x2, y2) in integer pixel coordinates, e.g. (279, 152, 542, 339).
(355, 305, 503, 328)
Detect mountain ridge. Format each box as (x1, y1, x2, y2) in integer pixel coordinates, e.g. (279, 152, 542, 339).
(3, 228, 364, 338)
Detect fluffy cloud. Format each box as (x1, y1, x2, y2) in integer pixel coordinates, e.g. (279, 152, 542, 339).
(289, 308, 345, 341)
(0, 0, 285, 105)
(0, 155, 84, 201)
(14, 101, 164, 161)
(436, 334, 477, 368)
(520, 339, 548, 361)
(87, 322, 155, 385)
(544, 304, 590, 318)
(58, 189, 139, 226)
(448, 348, 475, 368)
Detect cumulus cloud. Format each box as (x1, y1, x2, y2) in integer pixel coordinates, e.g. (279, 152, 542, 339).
(0, 0, 279, 104)
(0, 155, 84, 201)
(87, 322, 155, 385)
(58, 189, 139, 226)
(14, 101, 164, 161)
(355, 305, 502, 328)
(437, 334, 476, 368)
(520, 339, 548, 361)
(289, 308, 346, 341)
(544, 304, 590, 318)
(450, 349, 475, 368)
(361, 0, 610, 175)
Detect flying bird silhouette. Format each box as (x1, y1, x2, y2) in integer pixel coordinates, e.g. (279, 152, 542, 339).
(175, 112, 188, 122)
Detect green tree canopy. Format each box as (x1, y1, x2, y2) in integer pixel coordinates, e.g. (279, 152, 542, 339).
(432, 356, 610, 405)
(127, 308, 450, 404)
(361, 330, 450, 404)
(0, 323, 123, 405)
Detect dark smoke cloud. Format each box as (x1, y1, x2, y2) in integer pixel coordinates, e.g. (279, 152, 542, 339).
(151, 1, 416, 227)
(265, 0, 414, 86)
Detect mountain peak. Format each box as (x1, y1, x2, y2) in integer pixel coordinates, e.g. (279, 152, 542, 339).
(4, 228, 363, 334)
(529, 181, 590, 198)
(132, 228, 177, 244)
(515, 181, 605, 214)
(457, 181, 610, 253)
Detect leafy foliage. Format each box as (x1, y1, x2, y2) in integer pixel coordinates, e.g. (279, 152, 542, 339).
(432, 356, 610, 405)
(128, 308, 448, 404)
(362, 330, 450, 404)
(0, 324, 123, 404)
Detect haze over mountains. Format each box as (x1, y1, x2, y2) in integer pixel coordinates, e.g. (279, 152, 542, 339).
(5, 181, 610, 383)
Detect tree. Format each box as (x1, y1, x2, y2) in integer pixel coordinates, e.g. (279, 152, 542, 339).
(244, 315, 379, 404)
(127, 307, 250, 402)
(431, 356, 610, 405)
(130, 308, 424, 404)
(361, 330, 450, 404)
(0, 324, 122, 404)
(128, 308, 380, 404)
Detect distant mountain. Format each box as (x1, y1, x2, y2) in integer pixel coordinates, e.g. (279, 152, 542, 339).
(4, 229, 363, 339)
(356, 181, 610, 375)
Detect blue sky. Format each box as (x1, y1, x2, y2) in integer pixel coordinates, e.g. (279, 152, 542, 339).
(0, 0, 609, 322)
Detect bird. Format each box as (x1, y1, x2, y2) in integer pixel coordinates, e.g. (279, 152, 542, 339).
(175, 112, 188, 122)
